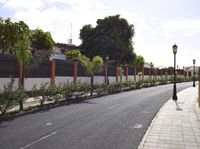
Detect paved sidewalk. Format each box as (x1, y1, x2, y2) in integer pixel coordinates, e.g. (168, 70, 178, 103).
(138, 87, 200, 149)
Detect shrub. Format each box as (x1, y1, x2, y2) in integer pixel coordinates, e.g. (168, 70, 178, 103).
(14, 88, 28, 111)
(0, 78, 17, 115)
(38, 83, 49, 105)
(94, 83, 108, 96)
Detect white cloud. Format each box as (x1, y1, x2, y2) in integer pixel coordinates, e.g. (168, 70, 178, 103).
(1, 0, 109, 44)
(176, 47, 200, 67)
(3, 0, 44, 10)
(162, 19, 200, 37)
(2, 0, 199, 68)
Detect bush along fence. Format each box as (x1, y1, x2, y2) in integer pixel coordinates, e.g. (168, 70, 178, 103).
(0, 54, 188, 91)
(0, 76, 194, 117)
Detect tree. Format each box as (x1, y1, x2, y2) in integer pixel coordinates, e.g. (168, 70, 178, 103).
(79, 55, 103, 96)
(66, 49, 81, 61)
(30, 28, 55, 63)
(136, 55, 145, 68)
(66, 50, 103, 96)
(0, 18, 29, 54)
(80, 15, 136, 65)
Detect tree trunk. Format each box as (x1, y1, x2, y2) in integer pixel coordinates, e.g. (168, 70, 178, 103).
(90, 76, 94, 96)
(19, 99, 23, 111)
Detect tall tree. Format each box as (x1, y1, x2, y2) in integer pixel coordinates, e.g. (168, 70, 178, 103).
(30, 28, 55, 63)
(0, 18, 29, 54)
(0, 18, 32, 110)
(80, 15, 136, 65)
(30, 29, 54, 51)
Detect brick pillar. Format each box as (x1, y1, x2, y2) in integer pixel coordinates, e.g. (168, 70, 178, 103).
(125, 65, 128, 81)
(104, 64, 108, 84)
(50, 60, 55, 83)
(73, 61, 77, 82)
(134, 65, 136, 81)
(142, 66, 144, 80)
(18, 61, 23, 88)
(116, 65, 118, 82)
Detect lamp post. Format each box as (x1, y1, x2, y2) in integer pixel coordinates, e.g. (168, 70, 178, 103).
(193, 59, 196, 87)
(172, 44, 178, 100)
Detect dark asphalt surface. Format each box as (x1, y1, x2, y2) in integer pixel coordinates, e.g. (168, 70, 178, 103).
(0, 82, 192, 149)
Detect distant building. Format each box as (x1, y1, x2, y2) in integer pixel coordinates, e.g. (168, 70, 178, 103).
(144, 62, 151, 68)
(184, 66, 199, 77)
(52, 43, 79, 60)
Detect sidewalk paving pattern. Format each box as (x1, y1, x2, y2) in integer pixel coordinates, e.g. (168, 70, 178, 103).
(138, 87, 200, 149)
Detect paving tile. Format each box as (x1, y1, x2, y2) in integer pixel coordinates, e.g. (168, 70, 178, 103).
(156, 143, 171, 148)
(137, 87, 200, 149)
(170, 144, 184, 149)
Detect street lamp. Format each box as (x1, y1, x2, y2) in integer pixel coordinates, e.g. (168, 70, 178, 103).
(193, 59, 196, 87)
(172, 44, 178, 100)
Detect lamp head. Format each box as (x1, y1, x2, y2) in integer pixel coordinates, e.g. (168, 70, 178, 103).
(193, 59, 196, 64)
(172, 44, 178, 54)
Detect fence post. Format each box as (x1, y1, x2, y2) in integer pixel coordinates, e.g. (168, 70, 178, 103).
(142, 66, 144, 80)
(116, 64, 118, 82)
(134, 65, 136, 81)
(125, 65, 128, 81)
(104, 63, 108, 84)
(50, 59, 55, 83)
(73, 61, 77, 82)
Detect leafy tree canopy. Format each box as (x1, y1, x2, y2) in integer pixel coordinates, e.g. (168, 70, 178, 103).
(66, 49, 82, 62)
(0, 17, 29, 54)
(136, 55, 145, 68)
(80, 15, 135, 65)
(30, 28, 55, 52)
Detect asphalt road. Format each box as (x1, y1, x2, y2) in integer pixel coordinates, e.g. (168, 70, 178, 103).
(0, 82, 192, 149)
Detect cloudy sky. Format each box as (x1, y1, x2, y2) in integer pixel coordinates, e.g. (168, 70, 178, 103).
(0, 0, 200, 68)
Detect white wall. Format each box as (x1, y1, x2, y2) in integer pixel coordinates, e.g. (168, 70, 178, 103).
(24, 78, 50, 90)
(0, 78, 19, 91)
(0, 74, 187, 91)
(55, 76, 73, 86)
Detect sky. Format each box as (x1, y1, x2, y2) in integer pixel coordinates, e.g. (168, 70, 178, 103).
(0, 0, 200, 68)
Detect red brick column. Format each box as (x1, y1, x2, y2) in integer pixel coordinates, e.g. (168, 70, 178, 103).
(50, 60, 55, 83)
(125, 65, 128, 81)
(73, 61, 77, 82)
(116, 65, 118, 82)
(142, 66, 144, 80)
(134, 65, 136, 81)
